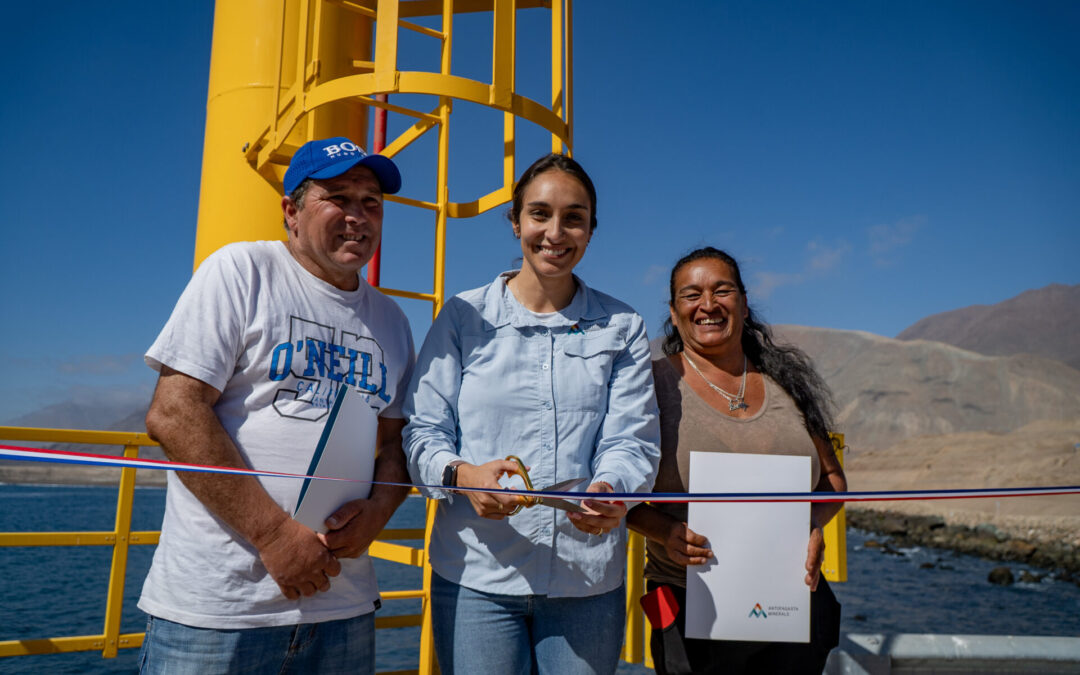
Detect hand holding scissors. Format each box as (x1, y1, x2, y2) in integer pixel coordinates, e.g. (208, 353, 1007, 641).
(568, 481, 627, 537)
(455, 458, 530, 520)
(502, 456, 624, 538)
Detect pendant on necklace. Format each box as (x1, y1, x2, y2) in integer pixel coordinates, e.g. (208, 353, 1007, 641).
(729, 400, 749, 412)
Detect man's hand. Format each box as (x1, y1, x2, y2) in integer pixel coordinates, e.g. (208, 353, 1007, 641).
(255, 517, 341, 600)
(805, 524, 825, 591)
(456, 459, 529, 519)
(321, 498, 393, 558)
(568, 482, 627, 537)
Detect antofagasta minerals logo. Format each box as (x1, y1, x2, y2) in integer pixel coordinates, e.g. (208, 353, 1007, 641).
(766, 605, 798, 617)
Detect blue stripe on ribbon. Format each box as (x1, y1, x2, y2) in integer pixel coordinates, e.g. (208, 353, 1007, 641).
(2, 444, 1078, 503)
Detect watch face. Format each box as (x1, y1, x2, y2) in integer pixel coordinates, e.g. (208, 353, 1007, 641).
(442, 464, 456, 487)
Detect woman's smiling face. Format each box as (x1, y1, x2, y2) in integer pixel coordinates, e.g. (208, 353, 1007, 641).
(669, 257, 748, 355)
(513, 169, 593, 282)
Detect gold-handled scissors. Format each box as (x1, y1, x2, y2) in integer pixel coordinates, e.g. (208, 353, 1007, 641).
(504, 455, 588, 515)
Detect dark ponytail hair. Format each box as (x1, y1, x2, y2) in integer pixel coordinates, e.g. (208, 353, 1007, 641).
(508, 153, 598, 231)
(662, 247, 836, 440)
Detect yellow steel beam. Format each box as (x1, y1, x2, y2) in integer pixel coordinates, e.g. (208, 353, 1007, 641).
(431, 0, 454, 321)
(379, 112, 440, 160)
(0, 427, 156, 446)
(298, 71, 569, 138)
(822, 433, 848, 582)
(0, 532, 113, 546)
(444, 185, 513, 218)
(354, 98, 441, 124)
(0, 633, 143, 658)
(374, 0, 402, 94)
(564, 0, 574, 152)
(380, 589, 426, 601)
(490, 0, 514, 109)
(385, 194, 439, 212)
(550, 0, 563, 153)
(375, 615, 423, 630)
(369, 540, 426, 567)
(0, 531, 159, 547)
(333, 0, 447, 39)
(622, 531, 646, 663)
(377, 287, 439, 303)
(397, 0, 549, 18)
(418, 498, 439, 675)
(100, 446, 139, 658)
(376, 528, 425, 540)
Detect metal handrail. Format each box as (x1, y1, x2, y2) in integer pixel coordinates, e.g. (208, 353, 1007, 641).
(0, 426, 433, 673)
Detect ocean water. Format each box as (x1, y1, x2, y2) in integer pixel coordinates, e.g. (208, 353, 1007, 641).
(1, 485, 1078, 674)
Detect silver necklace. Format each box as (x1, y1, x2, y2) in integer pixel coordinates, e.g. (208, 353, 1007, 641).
(682, 352, 749, 412)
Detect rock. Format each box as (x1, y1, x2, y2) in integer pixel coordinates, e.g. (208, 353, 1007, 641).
(1019, 570, 1043, 583)
(849, 509, 1080, 576)
(919, 562, 935, 569)
(881, 515, 909, 536)
(976, 523, 1009, 543)
(988, 567, 1014, 585)
(1005, 540, 1037, 560)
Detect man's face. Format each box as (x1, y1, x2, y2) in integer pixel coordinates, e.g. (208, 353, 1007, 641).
(282, 165, 384, 291)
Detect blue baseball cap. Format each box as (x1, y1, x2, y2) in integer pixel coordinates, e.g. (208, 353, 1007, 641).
(283, 137, 401, 195)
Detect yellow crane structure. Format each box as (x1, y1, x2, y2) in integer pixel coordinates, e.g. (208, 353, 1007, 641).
(0, 1, 844, 670)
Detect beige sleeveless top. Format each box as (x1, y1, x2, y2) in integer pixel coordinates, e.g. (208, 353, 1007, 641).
(644, 356, 820, 587)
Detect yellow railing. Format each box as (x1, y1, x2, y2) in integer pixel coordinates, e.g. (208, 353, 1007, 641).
(0, 426, 845, 672)
(0, 426, 433, 673)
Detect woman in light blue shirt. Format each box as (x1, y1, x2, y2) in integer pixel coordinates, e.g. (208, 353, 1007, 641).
(403, 153, 661, 674)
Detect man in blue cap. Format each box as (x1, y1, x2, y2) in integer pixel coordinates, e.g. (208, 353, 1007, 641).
(138, 138, 413, 673)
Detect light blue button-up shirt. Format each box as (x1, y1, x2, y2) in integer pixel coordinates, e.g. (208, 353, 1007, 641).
(403, 272, 661, 597)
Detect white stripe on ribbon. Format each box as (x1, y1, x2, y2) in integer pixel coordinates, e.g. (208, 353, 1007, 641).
(3, 444, 1079, 503)
(0, 444, 351, 482)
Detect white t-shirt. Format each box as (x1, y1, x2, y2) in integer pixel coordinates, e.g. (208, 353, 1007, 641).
(139, 240, 414, 629)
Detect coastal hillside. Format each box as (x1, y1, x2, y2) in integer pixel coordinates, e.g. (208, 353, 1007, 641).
(896, 283, 1080, 370)
(773, 325, 1080, 454)
(843, 419, 1080, 548)
(0, 404, 166, 486)
(774, 321, 1080, 544)
(845, 419, 1080, 518)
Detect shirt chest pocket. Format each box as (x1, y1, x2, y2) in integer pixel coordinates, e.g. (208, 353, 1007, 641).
(557, 330, 625, 413)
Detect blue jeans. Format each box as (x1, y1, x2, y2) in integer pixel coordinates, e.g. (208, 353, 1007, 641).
(138, 613, 375, 675)
(430, 573, 625, 675)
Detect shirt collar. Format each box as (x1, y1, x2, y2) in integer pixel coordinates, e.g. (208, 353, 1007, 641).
(482, 271, 606, 329)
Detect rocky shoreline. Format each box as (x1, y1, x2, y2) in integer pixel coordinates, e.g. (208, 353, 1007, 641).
(847, 507, 1080, 585)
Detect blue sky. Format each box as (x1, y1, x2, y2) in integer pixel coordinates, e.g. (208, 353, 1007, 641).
(1, 0, 1077, 423)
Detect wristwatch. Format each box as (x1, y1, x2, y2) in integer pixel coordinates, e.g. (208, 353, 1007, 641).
(442, 462, 459, 487)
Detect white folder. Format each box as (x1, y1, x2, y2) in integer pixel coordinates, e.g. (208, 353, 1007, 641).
(293, 386, 378, 533)
(685, 452, 811, 642)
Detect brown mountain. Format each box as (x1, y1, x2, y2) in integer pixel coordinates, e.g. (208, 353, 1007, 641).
(0, 403, 166, 486)
(773, 325, 1080, 454)
(896, 283, 1080, 370)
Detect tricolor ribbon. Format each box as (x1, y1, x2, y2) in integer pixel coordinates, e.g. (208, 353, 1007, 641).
(3, 444, 1079, 503)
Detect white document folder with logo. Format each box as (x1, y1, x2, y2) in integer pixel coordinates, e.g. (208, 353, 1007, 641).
(685, 452, 810, 643)
(293, 386, 378, 533)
